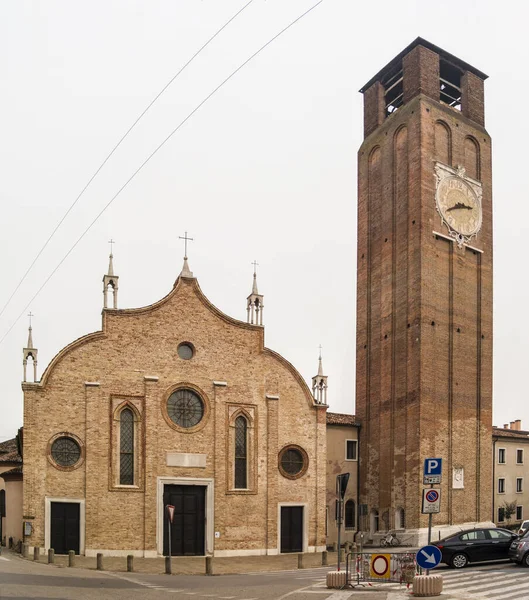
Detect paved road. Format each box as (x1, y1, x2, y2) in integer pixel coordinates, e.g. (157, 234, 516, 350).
(2, 551, 529, 600)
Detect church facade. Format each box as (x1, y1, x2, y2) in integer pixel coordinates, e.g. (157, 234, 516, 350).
(22, 257, 327, 557)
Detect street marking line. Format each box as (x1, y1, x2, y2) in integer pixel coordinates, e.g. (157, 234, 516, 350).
(0, 557, 10, 561)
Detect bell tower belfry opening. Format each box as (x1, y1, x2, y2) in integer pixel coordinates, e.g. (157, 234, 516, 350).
(355, 38, 493, 543)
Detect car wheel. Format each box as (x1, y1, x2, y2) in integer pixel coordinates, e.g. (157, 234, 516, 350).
(450, 553, 469, 569)
(522, 553, 529, 568)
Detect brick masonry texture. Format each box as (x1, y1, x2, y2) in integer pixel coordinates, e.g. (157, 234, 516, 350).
(356, 41, 492, 532)
(23, 275, 327, 555)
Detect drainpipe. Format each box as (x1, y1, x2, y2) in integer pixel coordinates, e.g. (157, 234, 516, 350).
(492, 437, 496, 523)
(354, 424, 361, 543)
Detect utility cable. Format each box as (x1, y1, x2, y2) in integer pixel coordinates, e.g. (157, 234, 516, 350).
(0, 0, 254, 320)
(0, 0, 324, 346)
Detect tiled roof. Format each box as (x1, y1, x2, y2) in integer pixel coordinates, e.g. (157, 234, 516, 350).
(326, 412, 358, 426)
(492, 427, 529, 440)
(0, 466, 22, 477)
(0, 438, 22, 463)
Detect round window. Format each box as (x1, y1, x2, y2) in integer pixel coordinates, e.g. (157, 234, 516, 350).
(51, 436, 81, 467)
(177, 343, 194, 360)
(279, 445, 308, 479)
(167, 388, 204, 428)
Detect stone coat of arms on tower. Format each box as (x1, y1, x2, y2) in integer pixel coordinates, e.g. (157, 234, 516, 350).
(434, 162, 483, 248)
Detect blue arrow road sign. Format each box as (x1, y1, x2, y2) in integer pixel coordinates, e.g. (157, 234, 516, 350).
(424, 458, 442, 476)
(416, 545, 442, 569)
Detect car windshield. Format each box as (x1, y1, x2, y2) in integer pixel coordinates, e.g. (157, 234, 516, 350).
(520, 529, 529, 540)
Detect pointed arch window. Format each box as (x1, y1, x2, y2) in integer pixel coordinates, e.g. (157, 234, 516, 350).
(120, 408, 134, 485)
(234, 416, 248, 489)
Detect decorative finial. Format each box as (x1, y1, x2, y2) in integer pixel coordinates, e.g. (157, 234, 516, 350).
(107, 239, 115, 276)
(27, 312, 34, 348)
(318, 345, 324, 376)
(246, 260, 264, 325)
(103, 241, 119, 308)
(312, 344, 327, 405)
(23, 312, 38, 383)
(178, 231, 195, 279)
(251, 260, 259, 294)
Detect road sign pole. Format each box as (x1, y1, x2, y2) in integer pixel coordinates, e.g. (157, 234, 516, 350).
(337, 499, 342, 572)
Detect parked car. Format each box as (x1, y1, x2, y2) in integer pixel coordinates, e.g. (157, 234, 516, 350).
(509, 529, 529, 566)
(433, 527, 518, 568)
(518, 520, 529, 536)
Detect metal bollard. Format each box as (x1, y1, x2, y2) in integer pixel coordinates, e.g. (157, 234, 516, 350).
(48, 548, 55, 564)
(297, 553, 304, 569)
(34, 546, 39, 561)
(68, 550, 75, 567)
(205, 555, 213, 575)
(96, 553, 103, 570)
(322, 550, 328, 566)
(127, 555, 134, 572)
(165, 556, 171, 575)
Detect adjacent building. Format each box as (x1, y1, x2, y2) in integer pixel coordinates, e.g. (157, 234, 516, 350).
(325, 412, 359, 548)
(0, 434, 23, 548)
(493, 421, 529, 529)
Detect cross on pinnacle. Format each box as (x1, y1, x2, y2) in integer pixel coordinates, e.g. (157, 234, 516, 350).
(179, 231, 194, 259)
(28, 312, 33, 327)
(318, 344, 323, 359)
(252, 260, 259, 275)
(108, 239, 115, 255)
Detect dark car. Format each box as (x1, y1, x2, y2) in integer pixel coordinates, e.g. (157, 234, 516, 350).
(433, 527, 518, 568)
(508, 529, 529, 566)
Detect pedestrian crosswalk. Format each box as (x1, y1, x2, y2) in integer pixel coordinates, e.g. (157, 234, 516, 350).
(382, 567, 529, 600)
(279, 565, 529, 600)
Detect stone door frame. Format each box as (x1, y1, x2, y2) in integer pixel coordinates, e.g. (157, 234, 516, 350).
(156, 477, 214, 556)
(277, 502, 308, 554)
(44, 497, 86, 554)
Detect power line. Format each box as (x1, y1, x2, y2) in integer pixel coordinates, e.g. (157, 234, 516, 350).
(0, 0, 324, 347)
(0, 0, 254, 320)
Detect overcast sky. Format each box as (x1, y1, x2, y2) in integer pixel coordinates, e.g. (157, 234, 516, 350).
(1, 0, 528, 441)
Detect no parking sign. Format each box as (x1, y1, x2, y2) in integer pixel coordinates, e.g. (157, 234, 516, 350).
(422, 488, 441, 514)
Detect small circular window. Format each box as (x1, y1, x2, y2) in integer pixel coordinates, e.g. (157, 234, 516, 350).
(177, 342, 194, 360)
(279, 445, 308, 479)
(51, 436, 81, 468)
(167, 388, 204, 428)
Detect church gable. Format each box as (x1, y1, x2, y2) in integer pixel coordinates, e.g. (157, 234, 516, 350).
(22, 259, 327, 557)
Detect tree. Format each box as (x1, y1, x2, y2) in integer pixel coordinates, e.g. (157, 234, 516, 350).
(502, 500, 518, 523)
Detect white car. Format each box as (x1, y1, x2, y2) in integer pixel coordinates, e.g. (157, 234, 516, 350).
(518, 520, 529, 536)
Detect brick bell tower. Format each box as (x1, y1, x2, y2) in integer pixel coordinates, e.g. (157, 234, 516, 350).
(356, 38, 493, 543)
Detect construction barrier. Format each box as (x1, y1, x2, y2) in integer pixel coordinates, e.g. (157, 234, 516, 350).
(345, 552, 417, 587)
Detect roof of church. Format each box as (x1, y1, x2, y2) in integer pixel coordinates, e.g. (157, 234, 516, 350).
(0, 438, 22, 463)
(492, 427, 529, 440)
(326, 412, 358, 426)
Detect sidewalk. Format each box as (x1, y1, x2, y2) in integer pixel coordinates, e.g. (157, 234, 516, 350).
(16, 546, 420, 576)
(21, 548, 333, 575)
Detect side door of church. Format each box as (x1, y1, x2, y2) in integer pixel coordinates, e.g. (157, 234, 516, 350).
(50, 502, 80, 555)
(163, 485, 205, 556)
(280, 506, 303, 553)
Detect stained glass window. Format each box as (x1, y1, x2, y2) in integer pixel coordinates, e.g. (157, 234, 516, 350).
(51, 437, 81, 467)
(120, 409, 134, 485)
(234, 416, 247, 489)
(167, 389, 204, 428)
